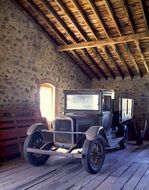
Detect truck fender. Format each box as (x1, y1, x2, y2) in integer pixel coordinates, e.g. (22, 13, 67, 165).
(27, 123, 48, 136)
(27, 123, 53, 143)
(85, 126, 110, 147)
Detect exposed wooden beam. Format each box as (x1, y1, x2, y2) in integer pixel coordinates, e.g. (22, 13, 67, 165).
(113, 46, 133, 78)
(139, 0, 149, 31)
(87, 0, 109, 37)
(71, 0, 118, 78)
(57, 0, 135, 78)
(55, 0, 110, 79)
(71, 0, 98, 40)
(120, 0, 149, 74)
(74, 51, 101, 80)
(84, 50, 108, 79)
(119, 0, 134, 32)
(10, 0, 58, 45)
(55, 0, 88, 41)
(103, 0, 143, 76)
(41, 0, 77, 43)
(28, 1, 100, 79)
(42, 0, 105, 79)
(135, 41, 149, 73)
(88, 0, 133, 78)
(57, 32, 149, 51)
(22, 0, 96, 80)
(67, 53, 92, 80)
(103, 0, 122, 36)
(102, 47, 124, 78)
(92, 48, 116, 79)
(24, 0, 68, 44)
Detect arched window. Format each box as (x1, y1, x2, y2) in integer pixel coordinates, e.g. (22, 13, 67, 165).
(40, 83, 55, 122)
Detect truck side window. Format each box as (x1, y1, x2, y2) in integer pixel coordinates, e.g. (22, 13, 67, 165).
(103, 96, 111, 111)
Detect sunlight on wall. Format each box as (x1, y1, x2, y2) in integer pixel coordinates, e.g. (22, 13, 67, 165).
(40, 83, 55, 122)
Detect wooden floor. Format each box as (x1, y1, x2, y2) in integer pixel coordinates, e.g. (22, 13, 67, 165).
(0, 142, 149, 190)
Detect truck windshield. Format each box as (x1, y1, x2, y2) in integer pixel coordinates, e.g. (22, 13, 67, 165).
(66, 94, 99, 110)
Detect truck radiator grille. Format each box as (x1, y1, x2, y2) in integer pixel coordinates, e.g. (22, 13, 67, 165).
(54, 119, 73, 145)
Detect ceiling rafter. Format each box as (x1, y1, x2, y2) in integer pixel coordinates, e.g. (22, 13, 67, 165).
(102, 47, 124, 78)
(71, 0, 121, 78)
(11, 0, 92, 80)
(23, 0, 95, 79)
(67, 53, 92, 79)
(139, 0, 149, 31)
(57, 32, 149, 51)
(70, 51, 100, 79)
(120, 0, 149, 74)
(12, 0, 149, 80)
(103, 0, 143, 77)
(83, 50, 108, 79)
(41, 0, 77, 43)
(55, 0, 115, 79)
(40, 0, 105, 79)
(87, 0, 133, 78)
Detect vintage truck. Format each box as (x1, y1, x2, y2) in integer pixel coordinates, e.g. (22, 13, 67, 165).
(24, 89, 133, 174)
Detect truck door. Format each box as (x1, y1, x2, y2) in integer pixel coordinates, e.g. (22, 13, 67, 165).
(102, 95, 113, 134)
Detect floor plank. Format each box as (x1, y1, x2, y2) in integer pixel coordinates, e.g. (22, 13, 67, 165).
(0, 141, 149, 190)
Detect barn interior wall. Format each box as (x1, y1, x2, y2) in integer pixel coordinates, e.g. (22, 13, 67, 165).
(0, 0, 91, 116)
(92, 76, 149, 120)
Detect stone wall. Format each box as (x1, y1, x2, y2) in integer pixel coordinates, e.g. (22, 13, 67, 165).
(0, 0, 91, 115)
(92, 76, 149, 119)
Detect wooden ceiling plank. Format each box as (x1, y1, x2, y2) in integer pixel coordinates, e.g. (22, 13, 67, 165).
(113, 46, 133, 78)
(57, 32, 149, 51)
(103, 0, 142, 76)
(64, 0, 119, 78)
(92, 48, 116, 79)
(25, 0, 68, 44)
(41, 0, 77, 43)
(139, 0, 149, 32)
(70, 0, 111, 79)
(11, 0, 91, 80)
(55, 0, 109, 79)
(71, 0, 98, 40)
(55, 0, 89, 42)
(42, 0, 104, 79)
(74, 51, 101, 80)
(87, 0, 109, 37)
(88, 0, 132, 78)
(67, 53, 92, 79)
(102, 47, 124, 78)
(24, 0, 96, 79)
(120, 0, 149, 74)
(84, 50, 108, 79)
(135, 41, 149, 73)
(103, 0, 122, 36)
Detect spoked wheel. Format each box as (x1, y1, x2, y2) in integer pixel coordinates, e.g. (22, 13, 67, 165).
(82, 138, 105, 174)
(119, 127, 128, 149)
(23, 132, 51, 166)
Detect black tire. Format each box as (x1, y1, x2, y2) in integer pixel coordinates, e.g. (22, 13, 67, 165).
(82, 138, 105, 174)
(119, 127, 128, 149)
(23, 132, 50, 166)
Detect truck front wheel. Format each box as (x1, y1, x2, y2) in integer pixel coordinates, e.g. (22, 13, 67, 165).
(23, 132, 50, 166)
(82, 138, 105, 174)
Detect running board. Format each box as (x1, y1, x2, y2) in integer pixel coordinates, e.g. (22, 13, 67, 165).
(27, 148, 82, 159)
(107, 137, 123, 148)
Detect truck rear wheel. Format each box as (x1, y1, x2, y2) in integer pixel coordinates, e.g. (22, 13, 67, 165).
(82, 138, 105, 174)
(23, 132, 50, 166)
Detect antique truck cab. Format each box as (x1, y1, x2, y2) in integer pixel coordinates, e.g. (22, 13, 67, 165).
(24, 89, 133, 174)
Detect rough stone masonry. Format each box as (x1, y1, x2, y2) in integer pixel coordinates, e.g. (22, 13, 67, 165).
(0, 0, 91, 115)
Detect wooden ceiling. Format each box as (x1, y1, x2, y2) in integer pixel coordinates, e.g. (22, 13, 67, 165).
(12, 0, 149, 80)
